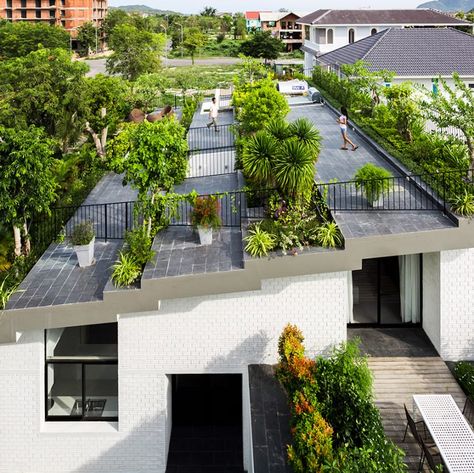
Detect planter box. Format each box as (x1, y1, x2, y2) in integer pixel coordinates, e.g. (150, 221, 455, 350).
(197, 226, 213, 246)
(74, 237, 95, 267)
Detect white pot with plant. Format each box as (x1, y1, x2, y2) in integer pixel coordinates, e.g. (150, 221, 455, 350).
(354, 163, 393, 208)
(191, 195, 221, 246)
(70, 221, 95, 267)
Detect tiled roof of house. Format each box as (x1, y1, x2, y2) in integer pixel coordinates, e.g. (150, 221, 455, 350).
(245, 11, 261, 20)
(297, 9, 472, 25)
(260, 11, 287, 22)
(316, 27, 474, 76)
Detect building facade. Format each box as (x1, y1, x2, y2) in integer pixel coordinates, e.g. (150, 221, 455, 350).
(0, 0, 107, 33)
(297, 9, 472, 72)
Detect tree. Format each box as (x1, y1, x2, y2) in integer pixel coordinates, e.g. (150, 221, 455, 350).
(129, 73, 172, 112)
(200, 6, 217, 16)
(425, 73, 474, 170)
(182, 27, 207, 65)
(233, 13, 247, 40)
(0, 48, 88, 148)
(102, 9, 129, 38)
(106, 24, 165, 80)
(0, 126, 57, 256)
(0, 22, 69, 58)
(220, 14, 233, 35)
(82, 74, 129, 159)
(236, 55, 267, 84)
(77, 22, 97, 57)
(240, 30, 284, 63)
(107, 119, 189, 236)
(233, 76, 290, 134)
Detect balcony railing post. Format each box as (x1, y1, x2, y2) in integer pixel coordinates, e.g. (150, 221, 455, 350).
(104, 204, 108, 242)
(443, 172, 447, 214)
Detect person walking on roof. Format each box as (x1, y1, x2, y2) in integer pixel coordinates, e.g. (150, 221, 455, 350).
(337, 106, 358, 151)
(207, 97, 220, 133)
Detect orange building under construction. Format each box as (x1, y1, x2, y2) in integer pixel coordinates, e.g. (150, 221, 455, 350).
(0, 0, 107, 33)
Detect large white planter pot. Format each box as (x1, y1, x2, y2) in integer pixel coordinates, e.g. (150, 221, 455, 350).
(197, 226, 213, 246)
(370, 196, 384, 208)
(74, 237, 95, 267)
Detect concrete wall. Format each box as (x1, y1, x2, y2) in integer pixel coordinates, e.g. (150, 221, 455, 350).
(0, 272, 349, 473)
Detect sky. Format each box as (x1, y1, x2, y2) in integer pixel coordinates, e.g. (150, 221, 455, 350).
(108, 0, 422, 13)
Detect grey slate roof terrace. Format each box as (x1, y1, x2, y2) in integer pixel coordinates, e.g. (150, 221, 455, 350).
(316, 27, 474, 77)
(297, 8, 472, 25)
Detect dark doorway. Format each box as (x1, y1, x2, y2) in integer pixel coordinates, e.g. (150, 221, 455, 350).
(352, 256, 402, 325)
(166, 374, 244, 473)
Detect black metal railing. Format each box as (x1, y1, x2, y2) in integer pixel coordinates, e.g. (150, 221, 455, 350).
(187, 148, 236, 178)
(187, 123, 235, 151)
(316, 169, 474, 212)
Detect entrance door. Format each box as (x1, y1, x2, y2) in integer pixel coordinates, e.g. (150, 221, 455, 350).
(166, 374, 244, 473)
(352, 256, 405, 325)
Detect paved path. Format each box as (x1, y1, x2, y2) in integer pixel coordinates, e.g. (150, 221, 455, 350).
(368, 357, 466, 472)
(84, 57, 242, 76)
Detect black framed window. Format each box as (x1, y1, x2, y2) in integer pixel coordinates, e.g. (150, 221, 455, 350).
(45, 324, 118, 422)
(20, 9, 27, 18)
(6, 0, 12, 7)
(6, 9, 12, 18)
(36, 9, 41, 18)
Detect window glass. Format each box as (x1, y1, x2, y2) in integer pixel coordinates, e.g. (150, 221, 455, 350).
(348, 28, 355, 44)
(47, 363, 83, 418)
(85, 364, 118, 418)
(371, 28, 377, 35)
(327, 29, 333, 44)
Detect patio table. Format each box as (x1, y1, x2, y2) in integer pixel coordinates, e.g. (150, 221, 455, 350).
(413, 394, 474, 473)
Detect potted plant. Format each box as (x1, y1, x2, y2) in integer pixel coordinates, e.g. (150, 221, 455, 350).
(191, 195, 221, 245)
(354, 163, 393, 208)
(70, 221, 95, 267)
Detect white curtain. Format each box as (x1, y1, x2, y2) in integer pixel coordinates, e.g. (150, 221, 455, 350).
(347, 271, 354, 323)
(398, 255, 421, 323)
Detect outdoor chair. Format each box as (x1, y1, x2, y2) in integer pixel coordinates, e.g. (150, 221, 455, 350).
(403, 404, 434, 445)
(463, 397, 474, 427)
(418, 438, 444, 473)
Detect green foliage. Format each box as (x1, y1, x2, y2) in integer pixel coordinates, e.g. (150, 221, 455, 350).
(277, 327, 407, 473)
(354, 164, 393, 205)
(288, 118, 322, 154)
(239, 30, 284, 62)
(70, 221, 95, 246)
(0, 22, 69, 58)
(182, 27, 207, 64)
(124, 226, 155, 265)
(450, 190, 474, 216)
(233, 76, 289, 134)
(180, 95, 201, 131)
(454, 361, 474, 399)
(316, 221, 343, 248)
(111, 251, 141, 287)
(0, 126, 58, 227)
(106, 24, 165, 80)
(424, 73, 474, 169)
(243, 223, 276, 257)
(129, 73, 173, 112)
(0, 48, 88, 143)
(77, 22, 98, 57)
(191, 195, 221, 229)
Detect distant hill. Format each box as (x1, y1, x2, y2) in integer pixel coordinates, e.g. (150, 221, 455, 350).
(109, 5, 180, 14)
(417, 0, 474, 11)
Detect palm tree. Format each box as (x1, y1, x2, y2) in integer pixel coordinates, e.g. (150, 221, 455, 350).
(288, 118, 321, 156)
(274, 140, 315, 201)
(242, 131, 279, 188)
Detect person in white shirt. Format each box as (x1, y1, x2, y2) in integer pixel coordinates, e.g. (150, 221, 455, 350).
(207, 97, 220, 132)
(337, 106, 358, 151)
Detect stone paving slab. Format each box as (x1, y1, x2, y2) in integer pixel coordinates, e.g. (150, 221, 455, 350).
(187, 149, 236, 179)
(187, 123, 235, 151)
(189, 109, 234, 129)
(143, 227, 243, 279)
(7, 240, 121, 310)
(82, 172, 137, 205)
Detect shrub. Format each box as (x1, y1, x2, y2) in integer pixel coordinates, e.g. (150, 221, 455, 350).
(454, 361, 474, 398)
(243, 223, 276, 257)
(316, 221, 343, 248)
(125, 226, 155, 266)
(191, 195, 221, 229)
(450, 190, 474, 217)
(70, 221, 95, 246)
(111, 251, 141, 287)
(354, 163, 393, 205)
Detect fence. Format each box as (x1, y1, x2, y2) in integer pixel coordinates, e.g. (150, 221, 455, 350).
(316, 170, 473, 212)
(187, 123, 235, 151)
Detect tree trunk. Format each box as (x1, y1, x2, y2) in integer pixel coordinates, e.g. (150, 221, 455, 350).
(147, 192, 156, 238)
(13, 225, 21, 257)
(466, 136, 474, 171)
(85, 122, 105, 159)
(23, 221, 30, 255)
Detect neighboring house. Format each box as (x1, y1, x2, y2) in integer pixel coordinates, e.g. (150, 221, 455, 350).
(0, 0, 107, 33)
(245, 11, 263, 31)
(315, 27, 474, 90)
(297, 9, 472, 71)
(260, 11, 310, 51)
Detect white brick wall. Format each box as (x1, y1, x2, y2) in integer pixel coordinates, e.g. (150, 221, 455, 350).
(0, 271, 349, 473)
(438, 248, 474, 361)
